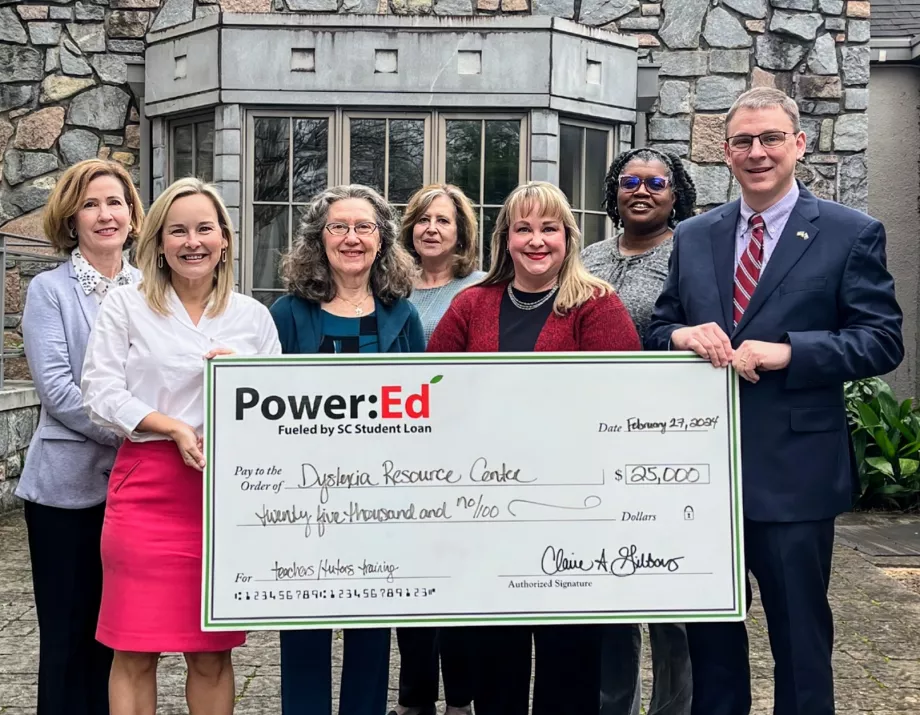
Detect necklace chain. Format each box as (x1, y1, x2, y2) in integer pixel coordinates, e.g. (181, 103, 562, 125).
(335, 292, 371, 316)
(506, 282, 558, 311)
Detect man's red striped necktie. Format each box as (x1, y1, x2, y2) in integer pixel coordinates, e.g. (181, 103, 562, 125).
(733, 214, 765, 327)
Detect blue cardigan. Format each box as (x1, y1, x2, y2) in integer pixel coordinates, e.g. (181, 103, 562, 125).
(270, 293, 425, 354)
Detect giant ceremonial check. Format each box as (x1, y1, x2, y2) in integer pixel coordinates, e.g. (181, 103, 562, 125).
(202, 353, 744, 631)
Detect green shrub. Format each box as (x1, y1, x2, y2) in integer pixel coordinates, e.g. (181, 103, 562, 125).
(845, 377, 920, 511)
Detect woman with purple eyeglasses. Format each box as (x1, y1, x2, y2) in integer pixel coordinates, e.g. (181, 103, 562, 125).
(581, 147, 697, 715)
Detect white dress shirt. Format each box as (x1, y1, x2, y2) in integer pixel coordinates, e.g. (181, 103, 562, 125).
(82, 284, 282, 441)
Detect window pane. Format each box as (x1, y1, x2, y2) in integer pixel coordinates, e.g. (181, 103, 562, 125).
(196, 121, 214, 183)
(584, 128, 608, 213)
(481, 206, 500, 272)
(583, 213, 607, 248)
(254, 118, 289, 202)
(292, 118, 328, 203)
(252, 204, 287, 290)
(483, 120, 520, 205)
(559, 124, 583, 209)
(388, 119, 425, 204)
(173, 125, 193, 180)
(350, 119, 385, 195)
(253, 291, 282, 309)
(446, 120, 481, 201)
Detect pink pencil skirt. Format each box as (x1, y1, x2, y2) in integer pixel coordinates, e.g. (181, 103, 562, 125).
(96, 439, 245, 653)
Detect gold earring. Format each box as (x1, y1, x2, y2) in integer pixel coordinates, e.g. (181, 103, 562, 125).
(157, 254, 163, 269)
(221, 247, 227, 263)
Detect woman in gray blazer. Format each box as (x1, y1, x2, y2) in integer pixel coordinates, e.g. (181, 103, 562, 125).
(16, 159, 143, 715)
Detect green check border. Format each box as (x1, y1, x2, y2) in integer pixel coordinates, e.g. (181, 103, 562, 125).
(202, 352, 744, 630)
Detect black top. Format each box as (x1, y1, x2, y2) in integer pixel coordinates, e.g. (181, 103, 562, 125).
(317, 311, 380, 353)
(498, 286, 556, 352)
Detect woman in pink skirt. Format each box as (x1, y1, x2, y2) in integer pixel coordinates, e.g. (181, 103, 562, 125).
(81, 178, 281, 714)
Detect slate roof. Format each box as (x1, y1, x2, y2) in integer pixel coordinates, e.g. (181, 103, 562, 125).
(872, 0, 920, 39)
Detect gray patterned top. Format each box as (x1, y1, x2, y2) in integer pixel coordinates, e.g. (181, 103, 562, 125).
(409, 271, 486, 345)
(580, 235, 672, 341)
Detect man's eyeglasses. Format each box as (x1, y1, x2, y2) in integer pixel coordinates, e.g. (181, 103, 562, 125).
(618, 175, 670, 193)
(325, 222, 378, 236)
(726, 131, 795, 152)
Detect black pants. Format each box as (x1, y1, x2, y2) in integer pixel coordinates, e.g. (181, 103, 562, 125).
(687, 518, 836, 715)
(396, 626, 475, 708)
(474, 624, 601, 715)
(24, 500, 112, 715)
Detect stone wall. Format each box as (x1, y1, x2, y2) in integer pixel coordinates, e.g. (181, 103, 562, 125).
(0, 0, 871, 235)
(0, 387, 41, 511)
(0, 0, 152, 239)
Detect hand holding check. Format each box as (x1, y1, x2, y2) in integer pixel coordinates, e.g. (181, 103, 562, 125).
(672, 323, 791, 382)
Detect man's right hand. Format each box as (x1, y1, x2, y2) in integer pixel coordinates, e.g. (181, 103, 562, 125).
(671, 323, 734, 368)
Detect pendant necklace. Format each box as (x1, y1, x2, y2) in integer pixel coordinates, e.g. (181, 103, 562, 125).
(337, 292, 370, 316)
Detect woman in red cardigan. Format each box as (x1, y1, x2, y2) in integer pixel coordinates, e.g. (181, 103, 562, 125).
(428, 181, 640, 715)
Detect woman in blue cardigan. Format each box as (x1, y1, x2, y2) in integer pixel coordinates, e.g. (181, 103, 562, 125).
(269, 184, 424, 715)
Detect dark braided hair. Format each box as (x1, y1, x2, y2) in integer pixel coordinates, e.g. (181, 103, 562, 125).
(603, 148, 697, 230)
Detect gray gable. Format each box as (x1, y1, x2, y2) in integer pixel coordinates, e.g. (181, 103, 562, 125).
(873, 0, 920, 39)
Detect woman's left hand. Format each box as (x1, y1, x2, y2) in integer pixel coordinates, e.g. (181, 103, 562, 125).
(204, 348, 235, 360)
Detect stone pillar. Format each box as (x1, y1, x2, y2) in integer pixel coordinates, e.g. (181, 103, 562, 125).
(213, 104, 243, 284)
(530, 109, 560, 184)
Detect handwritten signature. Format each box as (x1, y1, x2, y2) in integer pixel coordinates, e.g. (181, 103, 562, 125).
(540, 545, 684, 577)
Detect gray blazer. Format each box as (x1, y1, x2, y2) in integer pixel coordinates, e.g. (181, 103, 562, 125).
(16, 259, 141, 509)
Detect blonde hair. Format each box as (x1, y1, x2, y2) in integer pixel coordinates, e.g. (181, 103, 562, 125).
(399, 184, 479, 279)
(726, 87, 801, 134)
(479, 181, 612, 315)
(134, 177, 235, 317)
(43, 159, 143, 254)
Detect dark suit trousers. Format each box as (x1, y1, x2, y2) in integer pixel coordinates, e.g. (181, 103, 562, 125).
(280, 627, 390, 715)
(687, 518, 836, 715)
(24, 500, 112, 715)
(396, 626, 475, 708)
(474, 624, 601, 715)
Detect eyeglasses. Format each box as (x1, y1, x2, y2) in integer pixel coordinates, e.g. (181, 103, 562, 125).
(726, 131, 795, 152)
(324, 222, 378, 236)
(618, 175, 670, 193)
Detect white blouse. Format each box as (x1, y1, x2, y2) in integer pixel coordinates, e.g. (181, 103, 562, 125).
(82, 284, 282, 442)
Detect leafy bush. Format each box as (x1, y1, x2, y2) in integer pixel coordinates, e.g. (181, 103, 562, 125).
(845, 377, 920, 510)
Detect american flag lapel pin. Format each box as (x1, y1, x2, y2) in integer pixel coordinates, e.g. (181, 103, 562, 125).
(796, 231, 809, 240)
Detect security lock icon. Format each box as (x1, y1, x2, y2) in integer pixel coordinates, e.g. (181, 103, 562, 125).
(684, 506, 695, 521)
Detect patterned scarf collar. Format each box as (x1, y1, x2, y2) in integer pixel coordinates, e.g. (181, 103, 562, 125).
(71, 246, 134, 298)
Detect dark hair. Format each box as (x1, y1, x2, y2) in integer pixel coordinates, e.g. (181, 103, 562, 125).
(602, 148, 696, 230)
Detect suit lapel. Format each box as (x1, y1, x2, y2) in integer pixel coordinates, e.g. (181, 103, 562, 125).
(733, 187, 820, 336)
(69, 262, 98, 329)
(711, 202, 740, 333)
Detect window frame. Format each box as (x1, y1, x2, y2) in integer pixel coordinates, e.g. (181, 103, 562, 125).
(342, 111, 433, 206)
(168, 113, 216, 184)
(241, 109, 530, 296)
(558, 117, 617, 249)
(243, 109, 337, 302)
(436, 112, 529, 267)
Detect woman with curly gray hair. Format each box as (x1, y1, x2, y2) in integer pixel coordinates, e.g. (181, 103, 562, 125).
(269, 184, 424, 715)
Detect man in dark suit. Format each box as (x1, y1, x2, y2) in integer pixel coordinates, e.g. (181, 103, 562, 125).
(645, 87, 904, 715)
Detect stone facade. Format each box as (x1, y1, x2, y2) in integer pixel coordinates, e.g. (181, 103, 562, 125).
(0, 388, 41, 511)
(0, 0, 870, 234)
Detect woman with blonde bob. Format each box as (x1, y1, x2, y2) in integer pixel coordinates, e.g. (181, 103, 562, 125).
(427, 181, 640, 715)
(81, 178, 281, 714)
(19, 159, 142, 715)
(400, 183, 485, 345)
